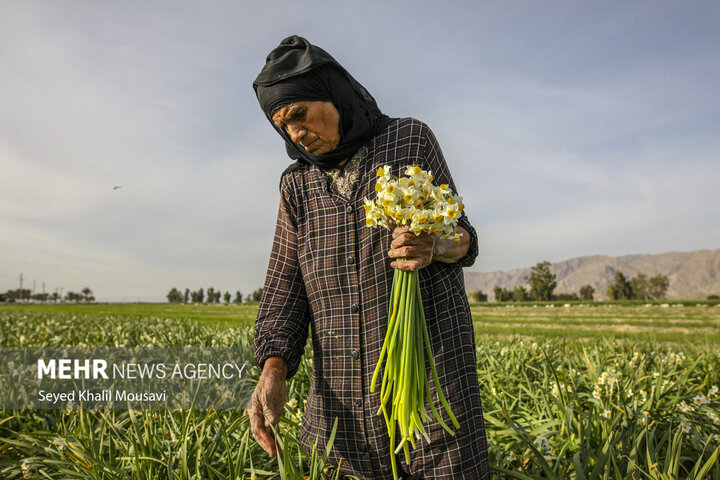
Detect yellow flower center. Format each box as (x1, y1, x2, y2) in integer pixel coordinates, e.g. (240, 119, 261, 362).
(376, 167, 384, 177)
(387, 185, 396, 194)
(412, 166, 422, 174)
(447, 209, 457, 218)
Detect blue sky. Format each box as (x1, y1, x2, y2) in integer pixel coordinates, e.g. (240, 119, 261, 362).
(1, 1, 719, 301)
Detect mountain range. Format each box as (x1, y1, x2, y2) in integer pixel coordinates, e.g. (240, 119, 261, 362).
(463, 248, 720, 300)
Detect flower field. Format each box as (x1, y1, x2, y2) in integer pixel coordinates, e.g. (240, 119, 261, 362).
(1, 303, 719, 479)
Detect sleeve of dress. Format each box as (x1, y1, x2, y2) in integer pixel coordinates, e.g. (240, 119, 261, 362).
(420, 121, 479, 268)
(253, 175, 311, 379)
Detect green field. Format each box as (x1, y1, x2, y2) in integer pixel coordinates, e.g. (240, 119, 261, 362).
(4, 301, 719, 344)
(1, 303, 719, 479)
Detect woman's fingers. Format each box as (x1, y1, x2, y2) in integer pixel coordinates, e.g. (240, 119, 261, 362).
(248, 397, 277, 457)
(388, 226, 435, 271)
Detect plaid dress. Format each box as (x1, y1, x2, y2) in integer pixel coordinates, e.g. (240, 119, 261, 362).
(255, 118, 490, 479)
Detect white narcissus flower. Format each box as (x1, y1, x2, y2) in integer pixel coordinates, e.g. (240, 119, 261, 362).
(377, 165, 393, 181)
(363, 198, 375, 213)
(442, 203, 459, 224)
(380, 194, 397, 209)
(436, 183, 451, 195)
(401, 186, 419, 205)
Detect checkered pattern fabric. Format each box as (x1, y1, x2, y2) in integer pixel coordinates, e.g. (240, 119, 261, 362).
(254, 118, 490, 479)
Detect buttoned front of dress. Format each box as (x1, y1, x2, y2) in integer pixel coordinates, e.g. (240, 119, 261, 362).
(255, 118, 489, 479)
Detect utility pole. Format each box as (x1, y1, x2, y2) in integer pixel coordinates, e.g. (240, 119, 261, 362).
(19, 273, 24, 302)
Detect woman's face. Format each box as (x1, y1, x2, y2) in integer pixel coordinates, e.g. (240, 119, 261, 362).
(272, 101, 340, 155)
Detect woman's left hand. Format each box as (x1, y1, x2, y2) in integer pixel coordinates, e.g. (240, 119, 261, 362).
(388, 223, 435, 271)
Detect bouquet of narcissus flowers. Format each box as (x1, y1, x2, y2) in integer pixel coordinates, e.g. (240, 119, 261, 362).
(363, 165, 464, 238)
(364, 165, 463, 480)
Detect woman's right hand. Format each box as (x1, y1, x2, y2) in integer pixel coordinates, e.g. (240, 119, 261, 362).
(247, 357, 288, 457)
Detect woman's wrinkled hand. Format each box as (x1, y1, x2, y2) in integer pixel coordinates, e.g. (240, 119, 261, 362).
(387, 221, 435, 271)
(247, 358, 287, 457)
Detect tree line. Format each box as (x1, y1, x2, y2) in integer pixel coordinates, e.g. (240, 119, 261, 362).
(467, 261, 671, 303)
(166, 287, 263, 304)
(0, 287, 95, 303)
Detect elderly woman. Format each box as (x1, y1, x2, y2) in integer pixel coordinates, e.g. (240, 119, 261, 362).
(249, 36, 490, 479)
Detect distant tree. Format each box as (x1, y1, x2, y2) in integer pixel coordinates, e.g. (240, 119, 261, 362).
(493, 286, 514, 302)
(207, 287, 215, 304)
(579, 284, 595, 301)
(513, 285, 529, 302)
(32, 293, 50, 303)
(648, 274, 670, 300)
(51, 292, 60, 303)
(555, 293, 579, 301)
(65, 291, 82, 303)
(630, 273, 650, 300)
(252, 288, 263, 302)
(183, 288, 190, 303)
(223, 291, 231, 304)
(526, 261, 557, 301)
(191, 290, 199, 303)
(167, 288, 184, 303)
(708, 294, 719, 300)
(4, 289, 31, 302)
(234, 291, 243, 304)
(197, 288, 205, 303)
(468, 290, 488, 303)
(607, 271, 633, 300)
(81, 287, 95, 302)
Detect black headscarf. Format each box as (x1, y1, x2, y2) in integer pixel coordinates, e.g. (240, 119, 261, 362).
(253, 35, 393, 175)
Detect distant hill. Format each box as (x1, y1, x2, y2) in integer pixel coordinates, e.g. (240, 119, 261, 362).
(464, 248, 720, 300)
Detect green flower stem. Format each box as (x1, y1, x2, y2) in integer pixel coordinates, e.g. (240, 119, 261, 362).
(370, 258, 460, 480)
(418, 277, 461, 430)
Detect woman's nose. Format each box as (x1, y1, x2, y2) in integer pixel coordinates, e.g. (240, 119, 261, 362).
(286, 124, 306, 144)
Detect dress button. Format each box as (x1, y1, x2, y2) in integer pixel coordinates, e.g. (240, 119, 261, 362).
(348, 256, 355, 264)
(354, 399, 362, 407)
(351, 350, 359, 359)
(351, 304, 359, 313)
(346, 205, 353, 214)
